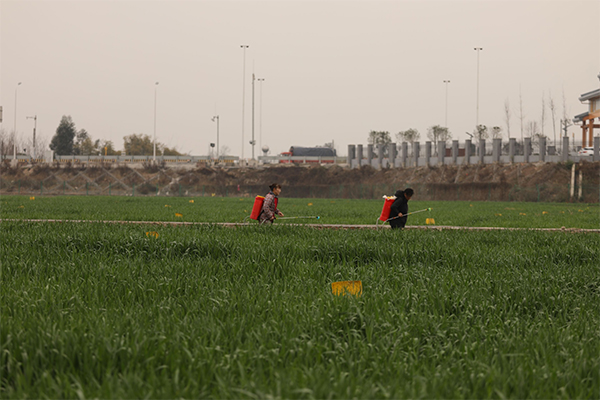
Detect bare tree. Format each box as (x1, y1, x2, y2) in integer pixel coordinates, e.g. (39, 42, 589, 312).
(528, 120, 548, 153)
(540, 93, 546, 138)
(527, 121, 539, 138)
(519, 86, 526, 143)
(219, 145, 231, 156)
(473, 125, 488, 141)
(0, 128, 23, 157)
(472, 125, 488, 155)
(426, 125, 452, 155)
(504, 98, 511, 139)
(561, 88, 569, 124)
(548, 91, 557, 146)
(396, 128, 420, 143)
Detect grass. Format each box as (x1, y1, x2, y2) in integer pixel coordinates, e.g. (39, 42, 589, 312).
(1, 221, 599, 398)
(1, 195, 599, 229)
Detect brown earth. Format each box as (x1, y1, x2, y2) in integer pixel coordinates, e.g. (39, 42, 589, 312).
(1, 161, 598, 202)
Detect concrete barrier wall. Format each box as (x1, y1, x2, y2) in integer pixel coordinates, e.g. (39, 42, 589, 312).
(349, 137, 600, 168)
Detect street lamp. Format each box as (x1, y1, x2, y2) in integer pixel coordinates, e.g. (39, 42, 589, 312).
(26, 115, 37, 159)
(212, 115, 220, 160)
(443, 80, 450, 129)
(474, 47, 483, 129)
(153, 81, 159, 162)
(14, 82, 22, 160)
(474, 47, 483, 156)
(251, 73, 256, 160)
(258, 78, 265, 150)
(240, 44, 249, 160)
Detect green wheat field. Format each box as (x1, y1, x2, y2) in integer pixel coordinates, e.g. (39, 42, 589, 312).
(1, 195, 599, 228)
(1, 195, 599, 398)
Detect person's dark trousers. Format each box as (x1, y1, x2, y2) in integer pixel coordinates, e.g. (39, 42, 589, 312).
(389, 218, 406, 229)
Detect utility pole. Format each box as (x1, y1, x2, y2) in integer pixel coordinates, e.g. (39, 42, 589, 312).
(251, 73, 256, 160)
(257, 78, 265, 151)
(14, 82, 22, 161)
(240, 45, 249, 160)
(474, 48, 483, 129)
(474, 48, 483, 156)
(153, 82, 159, 162)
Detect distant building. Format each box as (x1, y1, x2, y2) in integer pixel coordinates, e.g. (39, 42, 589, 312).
(574, 73, 600, 148)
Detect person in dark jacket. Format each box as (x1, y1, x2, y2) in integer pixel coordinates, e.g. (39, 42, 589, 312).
(388, 188, 414, 229)
(259, 183, 284, 224)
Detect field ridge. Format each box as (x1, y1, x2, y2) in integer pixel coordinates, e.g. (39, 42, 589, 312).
(3, 218, 600, 233)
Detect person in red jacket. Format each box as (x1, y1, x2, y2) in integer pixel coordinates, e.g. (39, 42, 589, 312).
(259, 183, 284, 224)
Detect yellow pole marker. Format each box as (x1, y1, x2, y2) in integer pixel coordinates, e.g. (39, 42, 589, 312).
(332, 280, 362, 297)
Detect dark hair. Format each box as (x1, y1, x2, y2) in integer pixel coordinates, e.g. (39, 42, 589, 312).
(404, 188, 414, 197)
(269, 183, 281, 191)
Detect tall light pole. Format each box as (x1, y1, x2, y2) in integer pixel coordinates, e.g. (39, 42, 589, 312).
(443, 80, 450, 129)
(14, 82, 22, 159)
(474, 47, 483, 129)
(251, 73, 256, 160)
(26, 115, 37, 159)
(212, 115, 219, 160)
(240, 44, 249, 160)
(153, 81, 159, 162)
(258, 78, 265, 150)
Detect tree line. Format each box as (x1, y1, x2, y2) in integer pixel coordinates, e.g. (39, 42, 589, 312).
(49, 115, 183, 156)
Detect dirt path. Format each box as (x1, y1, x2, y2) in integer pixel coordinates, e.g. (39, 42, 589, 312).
(3, 219, 599, 233)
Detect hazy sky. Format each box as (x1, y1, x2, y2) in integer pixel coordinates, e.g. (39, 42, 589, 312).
(2, 0, 599, 157)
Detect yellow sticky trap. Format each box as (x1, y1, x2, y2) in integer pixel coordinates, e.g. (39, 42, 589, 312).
(332, 281, 362, 297)
(165, 205, 171, 208)
(308, 203, 313, 206)
(426, 218, 435, 225)
(542, 211, 548, 215)
(189, 200, 194, 203)
(520, 213, 526, 216)
(146, 231, 159, 238)
(29, 196, 35, 200)
(175, 213, 183, 217)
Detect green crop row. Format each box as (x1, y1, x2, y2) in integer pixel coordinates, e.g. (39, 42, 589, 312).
(1, 195, 599, 228)
(1, 221, 599, 398)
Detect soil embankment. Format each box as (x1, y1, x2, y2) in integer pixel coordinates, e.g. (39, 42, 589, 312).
(1, 161, 598, 202)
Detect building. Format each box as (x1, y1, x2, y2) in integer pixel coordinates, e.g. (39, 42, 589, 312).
(574, 73, 600, 148)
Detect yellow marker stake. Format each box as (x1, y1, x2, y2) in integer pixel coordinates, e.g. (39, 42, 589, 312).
(332, 281, 362, 297)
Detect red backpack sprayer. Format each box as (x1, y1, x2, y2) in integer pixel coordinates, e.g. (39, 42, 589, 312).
(376, 195, 432, 228)
(246, 195, 321, 223)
